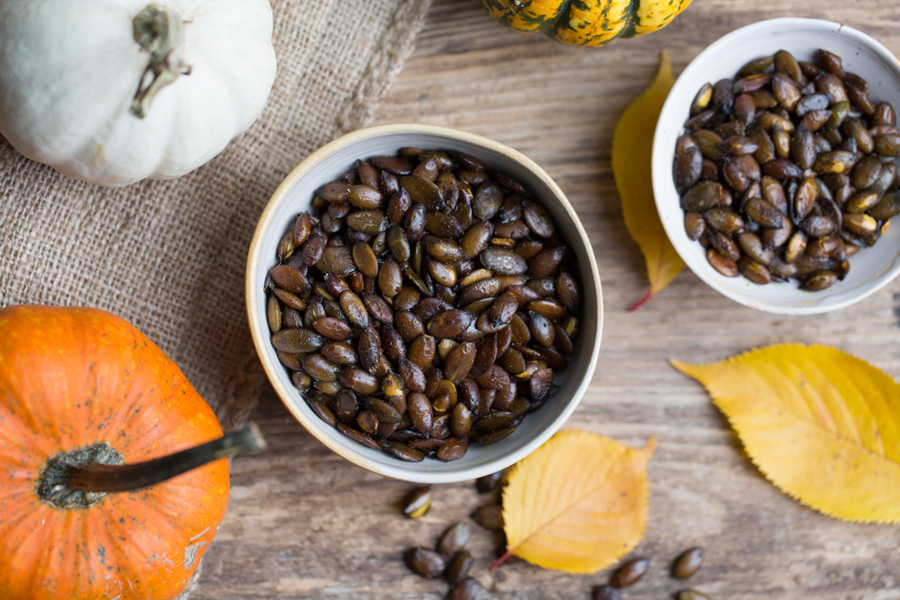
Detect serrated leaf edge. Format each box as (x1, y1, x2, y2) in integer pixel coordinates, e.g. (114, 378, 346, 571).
(672, 343, 900, 525)
(501, 430, 655, 573)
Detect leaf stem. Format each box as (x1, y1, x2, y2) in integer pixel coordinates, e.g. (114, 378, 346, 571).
(628, 289, 653, 312)
(489, 550, 514, 571)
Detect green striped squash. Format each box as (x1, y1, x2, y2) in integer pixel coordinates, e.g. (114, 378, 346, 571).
(481, 0, 692, 47)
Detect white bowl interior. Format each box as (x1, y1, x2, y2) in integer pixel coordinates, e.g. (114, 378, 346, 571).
(653, 18, 900, 314)
(247, 124, 602, 483)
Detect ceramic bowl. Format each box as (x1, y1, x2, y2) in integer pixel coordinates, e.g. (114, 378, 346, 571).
(653, 18, 900, 314)
(246, 123, 603, 483)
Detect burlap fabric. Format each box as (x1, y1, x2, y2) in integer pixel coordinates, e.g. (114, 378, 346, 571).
(0, 0, 431, 431)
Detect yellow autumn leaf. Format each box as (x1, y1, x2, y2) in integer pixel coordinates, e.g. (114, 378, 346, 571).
(673, 344, 900, 524)
(612, 51, 684, 311)
(496, 430, 655, 574)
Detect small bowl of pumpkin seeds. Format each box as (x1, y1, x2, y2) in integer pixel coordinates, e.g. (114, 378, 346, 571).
(246, 123, 603, 483)
(653, 18, 900, 314)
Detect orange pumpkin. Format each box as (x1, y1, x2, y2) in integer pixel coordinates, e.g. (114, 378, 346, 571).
(0, 305, 228, 600)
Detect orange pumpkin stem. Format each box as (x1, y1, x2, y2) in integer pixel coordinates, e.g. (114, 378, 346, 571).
(39, 423, 265, 507)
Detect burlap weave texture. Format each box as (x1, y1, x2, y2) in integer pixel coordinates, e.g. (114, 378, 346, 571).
(0, 0, 431, 429)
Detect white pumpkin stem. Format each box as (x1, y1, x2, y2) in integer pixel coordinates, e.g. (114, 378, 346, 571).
(130, 4, 193, 119)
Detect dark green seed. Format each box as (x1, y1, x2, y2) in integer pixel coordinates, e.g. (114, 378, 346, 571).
(869, 191, 900, 220)
(271, 328, 323, 354)
(875, 133, 900, 157)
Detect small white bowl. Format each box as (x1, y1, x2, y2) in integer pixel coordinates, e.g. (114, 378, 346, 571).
(653, 18, 900, 314)
(246, 123, 603, 483)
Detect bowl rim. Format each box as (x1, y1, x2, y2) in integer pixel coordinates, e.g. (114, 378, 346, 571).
(652, 17, 900, 315)
(246, 122, 604, 483)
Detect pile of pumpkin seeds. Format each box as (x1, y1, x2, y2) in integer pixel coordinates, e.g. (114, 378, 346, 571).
(265, 147, 583, 461)
(674, 48, 900, 290)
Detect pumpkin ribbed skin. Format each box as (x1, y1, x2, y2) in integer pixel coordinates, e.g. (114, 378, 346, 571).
(481, 0, 692, 46)
(0, 0, 276, 187)
(0, 306, 227, 600)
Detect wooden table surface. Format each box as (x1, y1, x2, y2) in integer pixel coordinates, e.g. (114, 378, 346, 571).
(192, 1, 900, 598)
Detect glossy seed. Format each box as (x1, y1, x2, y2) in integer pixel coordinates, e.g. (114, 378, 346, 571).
(271, 328, 324, 354)
(480, 247, 527, 275)
(446, 551, 474, 585)
(429, 310, 475, 338)
(745, 198, 784, 228)
(594, 585, 624, 600)
(681, 181, 725, 212)
(684, 212, 706, 240)
(383, 441, 424, 462)
(347, 184, 382, 209)
(707, 248, 738, 277)
(793, 179, 818, 222)
(529, 247, 566, 278)
(339, 367, 379, 395)
(437, 437, 469, 461)
(398, 357, 427, 392)
(869, 191, 900, 220)
(772, 73, 801, 111)
(522, 201, 557, 238)
(677, 591, 712, 600)
(612, 557, 651, 588)
(473, 181, 504, 220)
(406, 546, 445, 578)
(737, 232, 773, 265)
(334, 422, 378, 448)
(266, 295, 282, 333)
(448, 578, 479, 600)
(321, 341, 357, 365)
(704, 207, 743, 233)
(476, 471, 504, 494)
(306, 396, 336, 427)
(801, 270, 838, 291)
(403, 487, 432, 518)
(437, 522, 472, 556)
(351, 241, 378, 278)
(378, 260, 403, 298)
(690, 82, 713, 115)
(472, 504, 504, 530)
(875, 133, 900, 157)
(843, 213, 877, 236)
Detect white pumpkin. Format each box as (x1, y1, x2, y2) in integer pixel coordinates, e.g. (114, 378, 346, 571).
(0, 0, 277, 187)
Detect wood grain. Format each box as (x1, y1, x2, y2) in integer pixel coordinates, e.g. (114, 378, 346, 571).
(192, 1, 900, 598)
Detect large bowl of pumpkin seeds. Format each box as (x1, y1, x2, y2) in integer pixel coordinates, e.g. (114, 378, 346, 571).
(247, 123, 603, 483)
